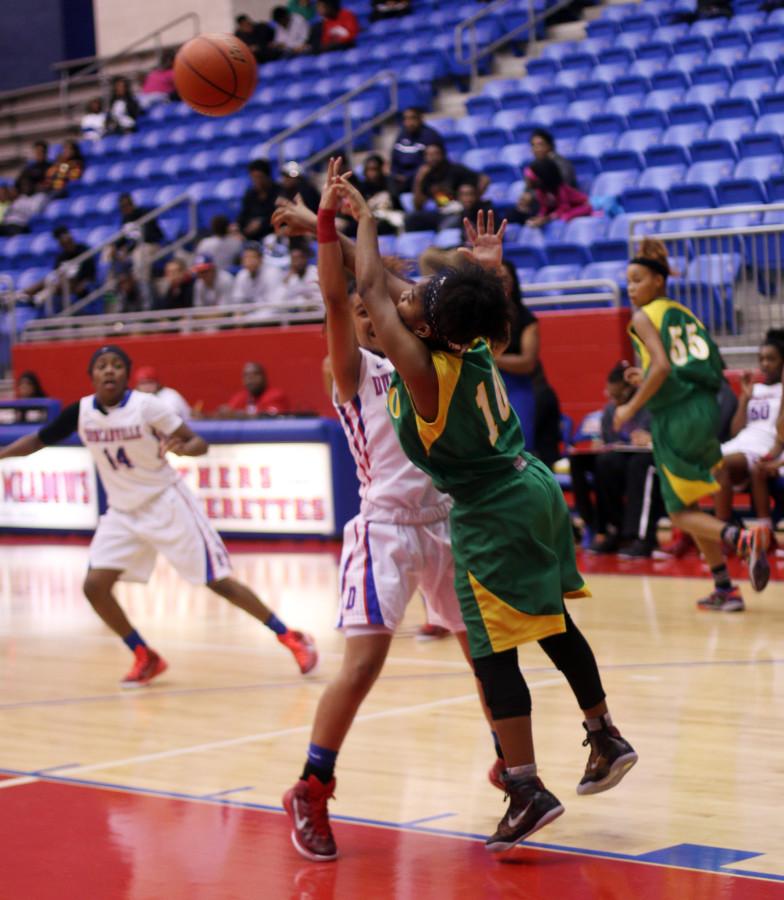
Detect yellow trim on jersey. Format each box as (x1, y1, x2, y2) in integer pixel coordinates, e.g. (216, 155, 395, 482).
(468, 571, 566, 652)
(628, 297, 706, 371)
(565, 586, 592, 600)
(387, 385, 401, 419)
(414, 351, 463, 454)
(661, 463, 719, 506)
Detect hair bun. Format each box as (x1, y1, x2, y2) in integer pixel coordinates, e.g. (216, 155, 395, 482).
(637, 237, 671, 274)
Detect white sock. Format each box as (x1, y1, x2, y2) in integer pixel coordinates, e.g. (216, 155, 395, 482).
(506, 763, 537, 781)
(586, 712, 612, 731)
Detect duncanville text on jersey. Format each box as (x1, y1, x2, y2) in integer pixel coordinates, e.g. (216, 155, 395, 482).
(82, 425, 143, 443)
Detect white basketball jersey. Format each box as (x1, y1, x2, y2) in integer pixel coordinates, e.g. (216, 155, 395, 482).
(78, 390, 183, 512)
(743, 382, 782, 441)
(335, 348, 451, 524)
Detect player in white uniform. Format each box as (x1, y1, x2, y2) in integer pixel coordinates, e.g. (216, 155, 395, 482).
(715, 331, 784, 527)
(278, 160, 495, 863)
(0, 345, 317, 686)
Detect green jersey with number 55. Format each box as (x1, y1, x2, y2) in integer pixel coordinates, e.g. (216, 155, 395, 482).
(629, 298, 723, 412)
(387, 339, 525, 503)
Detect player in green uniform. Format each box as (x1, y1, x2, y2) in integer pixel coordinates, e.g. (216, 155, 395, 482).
(332, 166, 636, 854)
(614, 238, 770, 611)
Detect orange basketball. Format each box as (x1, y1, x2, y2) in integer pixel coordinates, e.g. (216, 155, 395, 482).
(173, 33, 258, 117)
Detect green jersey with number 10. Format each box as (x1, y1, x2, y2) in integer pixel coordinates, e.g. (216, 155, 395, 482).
(629, 298, 723, 412)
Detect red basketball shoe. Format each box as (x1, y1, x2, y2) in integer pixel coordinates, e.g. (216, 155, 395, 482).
(120, 646, 168, 688)
(283, 776, 338, 862)
(278, 630, 318, 674)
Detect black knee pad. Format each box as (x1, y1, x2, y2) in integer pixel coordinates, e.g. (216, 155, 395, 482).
(473, 648, 532, 719)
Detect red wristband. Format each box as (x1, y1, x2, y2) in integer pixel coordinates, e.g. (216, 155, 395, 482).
(317, 208, 338, 243)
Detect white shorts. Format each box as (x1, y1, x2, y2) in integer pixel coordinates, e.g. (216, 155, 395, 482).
(89, 482, 232, 585)
(336, 515, 464, 634)
(721, 431, 775, 469)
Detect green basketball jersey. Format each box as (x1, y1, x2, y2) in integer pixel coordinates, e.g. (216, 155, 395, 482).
(387, 339, 525, 502)
(628, 298, 723, 412)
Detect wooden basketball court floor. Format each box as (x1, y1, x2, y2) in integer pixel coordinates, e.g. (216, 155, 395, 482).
(1, 539, 784, 899)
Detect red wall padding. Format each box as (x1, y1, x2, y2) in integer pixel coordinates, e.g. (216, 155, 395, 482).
(13, 309, 632, 426)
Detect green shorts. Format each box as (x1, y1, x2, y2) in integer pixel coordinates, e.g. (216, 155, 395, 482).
(450, 454, 588, 659)
(650, 390, 722, 514)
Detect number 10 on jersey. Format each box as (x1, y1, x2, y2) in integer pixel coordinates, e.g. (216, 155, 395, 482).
(476, 366, 511, 446)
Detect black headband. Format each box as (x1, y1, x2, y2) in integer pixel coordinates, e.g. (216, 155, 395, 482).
(422, 272, 453, 349)
(630, 256, 669, 279)
(88, 344, 132, 374)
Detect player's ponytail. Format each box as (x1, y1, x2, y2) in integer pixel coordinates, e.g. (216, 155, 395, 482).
(630, 238, 671, 281)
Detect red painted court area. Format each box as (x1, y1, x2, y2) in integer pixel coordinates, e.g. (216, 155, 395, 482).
(1, 780, 781, 900)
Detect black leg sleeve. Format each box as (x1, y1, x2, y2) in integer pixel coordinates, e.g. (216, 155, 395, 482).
(538, 610, 606, 710)
(473, 647, 532, 719)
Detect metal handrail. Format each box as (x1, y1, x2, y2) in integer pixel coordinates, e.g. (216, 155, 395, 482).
(21, 300, 324, 343)
(455, 0, 577, 86)
(261, 69, 399, 172)
(28, 193, 199, 319)
(523, 278, 621, 307)
(55, 12, 201, 113)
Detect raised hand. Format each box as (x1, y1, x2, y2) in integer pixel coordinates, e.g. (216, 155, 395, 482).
(334, 172, 371, 221)
(271, 195, 317, 236)
(320, 156, 352, 212)
(457, 208, 507, 271)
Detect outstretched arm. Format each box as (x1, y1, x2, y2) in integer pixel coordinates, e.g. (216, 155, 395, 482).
(161, 423, 207, 457)
(318, 158, 361, 404)
(0, 400, 80, 459)
(0, 433, 45, 460)
(339, 176, 438, 421)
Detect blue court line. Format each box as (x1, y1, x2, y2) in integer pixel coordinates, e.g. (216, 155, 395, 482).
(31, 763, 81, 774)
(200, 786, 255, 800)
(401, 812, 456, 827)
(1, 765, 782, 885)
(1, 656, 782, 712)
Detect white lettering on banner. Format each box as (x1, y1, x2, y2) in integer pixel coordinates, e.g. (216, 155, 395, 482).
(172, 443, 335, 535)
(0, 447, 99, 529)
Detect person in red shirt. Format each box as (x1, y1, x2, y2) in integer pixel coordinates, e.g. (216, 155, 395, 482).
(316, 0, 359, 51)
(223, 361, 291, 417)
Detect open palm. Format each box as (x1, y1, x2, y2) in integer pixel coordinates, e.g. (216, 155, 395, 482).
(457, 209, 507, 271)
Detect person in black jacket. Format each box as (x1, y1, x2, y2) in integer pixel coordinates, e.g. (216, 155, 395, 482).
(238, 159, 280, 239)
(390, 108, 444, 195)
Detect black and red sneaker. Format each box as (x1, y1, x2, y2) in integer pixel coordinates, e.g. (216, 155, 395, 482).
(283, 775, 338, 862)
(485, 775, 564, 853)
(577, 718, 638, 795)
(737, 525, 771, 593)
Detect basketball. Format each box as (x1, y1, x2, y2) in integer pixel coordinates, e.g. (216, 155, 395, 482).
(173, 33, 258, 117)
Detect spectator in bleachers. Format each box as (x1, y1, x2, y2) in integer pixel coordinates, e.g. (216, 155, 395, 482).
(191, 254, 235, 307)
(232, 242, 284, 305)
(118, 192, 164, 290)
(271, 6, 310, 54)
(81, 98, 108, 141)
(220, 361, 291, 417)
(239, 159, 280, 240)
(280, 161, 320, 212)
(16, 141, 50, 192)
(107, 77, 140, 134)
(140, 49, 178, 107)
(371, 0, 412, 21)
(530, 128, 577, 189)
(312, 1, 360, 53)
(579, 361, 664, 558)
(155, 258, 194, 310)
(341, 153, 403, 236)
(42, 140, 84, 195)
(23, 226, 96, 313)
(135, 366, 192, 420)
(195, 215, 244, 270)
(289, 0, 316, 20)
(406, 144, 488, 231)
(525, 158, 591, 228)
(13, 371, 48, 424)
(391, 108, 443, 195)
(0, 177, 48, 236)
(276, 238, 321, 310)
(418, 182, 494, 275)
(112, 261, 146, 313)
(235, 13, 277, 63)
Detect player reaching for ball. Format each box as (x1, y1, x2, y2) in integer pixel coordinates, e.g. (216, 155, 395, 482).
(327, 165, 637, 854)
(615, 238, 770, 611)
(0, 346, 317, 685)
(281, 159, 496, 862)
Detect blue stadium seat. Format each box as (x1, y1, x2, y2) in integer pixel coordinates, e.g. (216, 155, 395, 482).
(433, 229, 462, 250)
(540, 86, 575, 108)
(589, 239, 629, 262)
(645, 89, 685, 111)
(668, 102, 713, 126)
(591, 170, 638, 197)
(462, 148, 497, 172)
(545, 242, 593, 267)
(532, 264, 582, 285)
(644, 144, 691, 167)
(505, 245, 547, 271)
(650, 70, 691, 93)
(466, 96, 499, 118)
(576, 134, 616, 158)
(567, 100, 603, 122)
(716, 178, 767, 205)
(592, 63, 628, 84)
(759, 92, 784, 116)
(619, 187, 669, 212)
(686, 84, 727, 106)
(730, 79, 774, 101)
(575, 80, 612, 103)
(630, 58, 663, 79)
(475, 127, 509, 149)
(444, 133, 475, 158)
(568, 154, 601, 188)
(613, 75, 650, 97)
(499, 143, 530, 168)
(638, 165, 687, 190)
(663, 123, 707, 147)
(528, 104, 565, 126)
(541, 41, 579, 61)
(687, 159, 736, 185)
(767, 174, 784, 202)
(636, 41, 673, 64)
(735, 155, 783, 180)
(690, 138, 737, 163)
(733, 58, 777, 82)
(561, 52, 597, 74)
(690, 18, 729, 39)
(739, 132, 784, 157)
(707, 117, 755, 142)
(600, 149, 644, 172)
(618, 129, 663, 153)
(562, 216, 608, 245)
(667, 184, 717, 209)
(712, 97, 757, 120)
(551, 118, 587, 142)
(756, 112, 784, 135)
(587, 114, 627, 135)
(607, 95, 644, 117)
(492, 110, 527, 134)
(395, 231, 436, 259)
(582, 260, 627, 283)
(711, 28, 751, 51)
(707, 46, 748, 68)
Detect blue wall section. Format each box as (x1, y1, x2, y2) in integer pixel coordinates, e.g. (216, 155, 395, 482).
(0, 0, 95, 92)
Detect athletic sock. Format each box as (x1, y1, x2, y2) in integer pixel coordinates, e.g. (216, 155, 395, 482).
(586, 712, 613, 732)
(506, 763, 537, 782)
(711, 563, 733, 591)
(265, 613, 288, 636)
(302, 743, 337, 784)
(491, 730, 504, 760)
(122, 629, 146, 652)
(721, 523, 740, 549)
